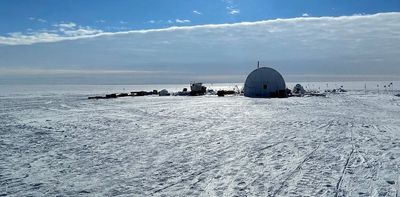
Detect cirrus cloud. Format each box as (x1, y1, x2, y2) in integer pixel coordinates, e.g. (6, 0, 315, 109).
(193, 10, 202, 15)
(175, 19, 191, 24)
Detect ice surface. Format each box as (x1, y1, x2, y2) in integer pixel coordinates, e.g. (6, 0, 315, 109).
(1, 84, 400, 196)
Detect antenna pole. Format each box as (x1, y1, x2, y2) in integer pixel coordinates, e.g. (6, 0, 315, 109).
(257, 61, 260, 69)
(364, 83, 367, 94)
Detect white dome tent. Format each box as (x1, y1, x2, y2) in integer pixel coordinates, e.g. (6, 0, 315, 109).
(244, 66, 287, 98)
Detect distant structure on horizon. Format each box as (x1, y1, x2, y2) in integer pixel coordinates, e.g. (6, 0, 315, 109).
(244, 66, 287, 98)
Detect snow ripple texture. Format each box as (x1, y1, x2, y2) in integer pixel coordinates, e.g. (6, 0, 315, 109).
(1, 90, 400, 196)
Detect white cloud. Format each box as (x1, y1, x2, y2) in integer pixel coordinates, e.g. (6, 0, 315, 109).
(1, 12, 399, 83)
(149, 20, 156, 24)
(193, 10, 202, 15)
(222, 0, 234, 4)
(37, 18, 47, 23)
(224, 0, 240, 15)
(0, 32, 63, 45)
(1, 13, 399, 48)
(120, 21, 128, 24)
(54, 22, 77, 29)
(54, 22, 102, 36)
(226, 5, 240, 15)
(0, 23, 103, 45)
(229, 9, 240, 15)
(28, 17, 47, 23)
(302, 13, 310, 17)
(352, 13, 366, 16)
(62, 27, 103, 36)
(175, 19, 191, 24)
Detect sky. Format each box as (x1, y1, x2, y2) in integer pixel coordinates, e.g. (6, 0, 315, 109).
(0, 0, 400, 84)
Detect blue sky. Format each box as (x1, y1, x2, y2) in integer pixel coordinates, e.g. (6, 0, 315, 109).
(1, 0, 399, 35)
(0, 1, 400, 84)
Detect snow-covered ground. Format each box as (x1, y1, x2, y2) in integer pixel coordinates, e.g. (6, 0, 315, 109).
(1, 84, 400, 196)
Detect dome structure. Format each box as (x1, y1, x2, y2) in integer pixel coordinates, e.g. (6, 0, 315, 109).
(244, 67, 287, 98)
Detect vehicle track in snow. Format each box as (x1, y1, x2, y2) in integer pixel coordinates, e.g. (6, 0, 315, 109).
(335, 119, 355, 197)
(335, 147, 355, 197)
(271, 120, 335, 197)
(397, 175, 400, 197)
